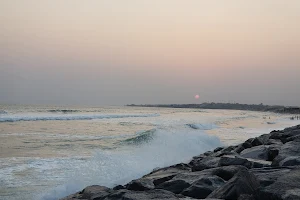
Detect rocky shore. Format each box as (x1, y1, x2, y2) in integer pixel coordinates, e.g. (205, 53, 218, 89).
(61, 124, 300, 200)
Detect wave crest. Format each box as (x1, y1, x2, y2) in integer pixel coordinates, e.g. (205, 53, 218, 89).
(186, 123, 218, 130)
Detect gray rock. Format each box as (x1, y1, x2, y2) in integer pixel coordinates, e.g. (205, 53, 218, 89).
(210, 165, 248, 181)
(190, 156, 221, 171)
(250, 167, 292, 187)
(218, 155, 252, 169)
(143, 167, 185, 186)
(272, 140, 300, 166)
(60, 185, 111, 200)
(240, 145, 269, 160)
(250, 137, 264, 146)
(104, 189, 179, 200)
(181, 176, 226, 199)
(258, 168, 300, 200)
(156, 179, 191, 194)
(126, 178, 155, 191)
(207, 169, 260, 200)
(279, 156, 300, 166)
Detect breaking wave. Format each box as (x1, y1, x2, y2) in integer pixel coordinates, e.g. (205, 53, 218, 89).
(120, 129, 156, 145)
(39, 129, 221, 200)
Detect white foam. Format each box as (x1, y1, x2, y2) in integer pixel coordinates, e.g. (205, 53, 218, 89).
(40, 129, 221, 200)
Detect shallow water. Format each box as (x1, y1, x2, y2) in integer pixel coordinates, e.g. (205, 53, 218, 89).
(0, 105, 298, 200)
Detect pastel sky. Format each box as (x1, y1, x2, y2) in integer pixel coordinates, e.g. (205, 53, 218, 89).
(1, 0, 300, 106)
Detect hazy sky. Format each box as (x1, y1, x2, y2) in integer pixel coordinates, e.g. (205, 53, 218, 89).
(1, 0, 300, 106)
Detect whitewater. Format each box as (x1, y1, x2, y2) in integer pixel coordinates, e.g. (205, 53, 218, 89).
(0, 105, 298, 200)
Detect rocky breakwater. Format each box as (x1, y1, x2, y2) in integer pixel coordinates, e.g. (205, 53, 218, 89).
(61, 125, 300, 200)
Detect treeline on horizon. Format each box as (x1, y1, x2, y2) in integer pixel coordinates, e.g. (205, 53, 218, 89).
(127, 102, 300, 114)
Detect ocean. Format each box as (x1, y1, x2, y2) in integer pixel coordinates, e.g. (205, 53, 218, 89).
(0, 105, 298, 200)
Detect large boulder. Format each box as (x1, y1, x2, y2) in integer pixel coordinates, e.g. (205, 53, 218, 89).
(190, 156, 221, 171)
(250, 167, 292, 187)
(126, 178, 155, 191)
(143, 167, 185, 186)
(272, 140, 300, 166)
(240, 146, 269, 160)
(60, 185, 111, 200)
(258, 168, 300, 200)
(207, 169, 260, 200)
(181, 176, 226, 199)
(218, 155, 252, 168)
(156, 179, 191, 194)
(210, 165, 248, 181)
(103, 189, 180, 200)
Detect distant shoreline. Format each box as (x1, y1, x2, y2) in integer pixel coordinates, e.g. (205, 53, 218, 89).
(127, 102, 300, 115)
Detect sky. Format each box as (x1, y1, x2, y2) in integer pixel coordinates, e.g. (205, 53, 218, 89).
(1, 0, 300, 106)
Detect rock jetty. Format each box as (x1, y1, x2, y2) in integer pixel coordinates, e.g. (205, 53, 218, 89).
(127, 103, 300, 115)
(61, 124, 300, 200)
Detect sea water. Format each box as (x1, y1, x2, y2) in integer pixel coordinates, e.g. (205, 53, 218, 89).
(0, 105, 298, 200)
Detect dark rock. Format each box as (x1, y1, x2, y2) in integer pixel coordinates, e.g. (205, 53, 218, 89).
(285, 134, 300, 143)
(190, 156, 220, 171)
(250, 137, 263, 146)
(126, 178, 155, 191)
(267, 146, 280, 161)
(279, 156, 300, 166)
(258, 168, 300, 200)
(218, 156, 252, 169)
(143, 167, 184, 186)
(207, 169, 260, 200)
(61, 185, 111, 200)
(104, 189, 180, 200)
(272, 140, 300, 166)
(240, 145, 269, 160)
(181, 176, 226, 199)
(112, 185, 124, 190)
(250, 167, 292, 187)
(214, 147, 224, 152)
(233, 145, 245, 154)
(242, 141, 253, 149)
(237, 194, 255, 200)
(266, 139, 283, 145)
(211, 165, 248, 181)
(81, 185, 110, 199)
(156, 179, 190, 193)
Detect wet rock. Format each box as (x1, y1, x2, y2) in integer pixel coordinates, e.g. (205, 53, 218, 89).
(207, 169, 260, 200)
